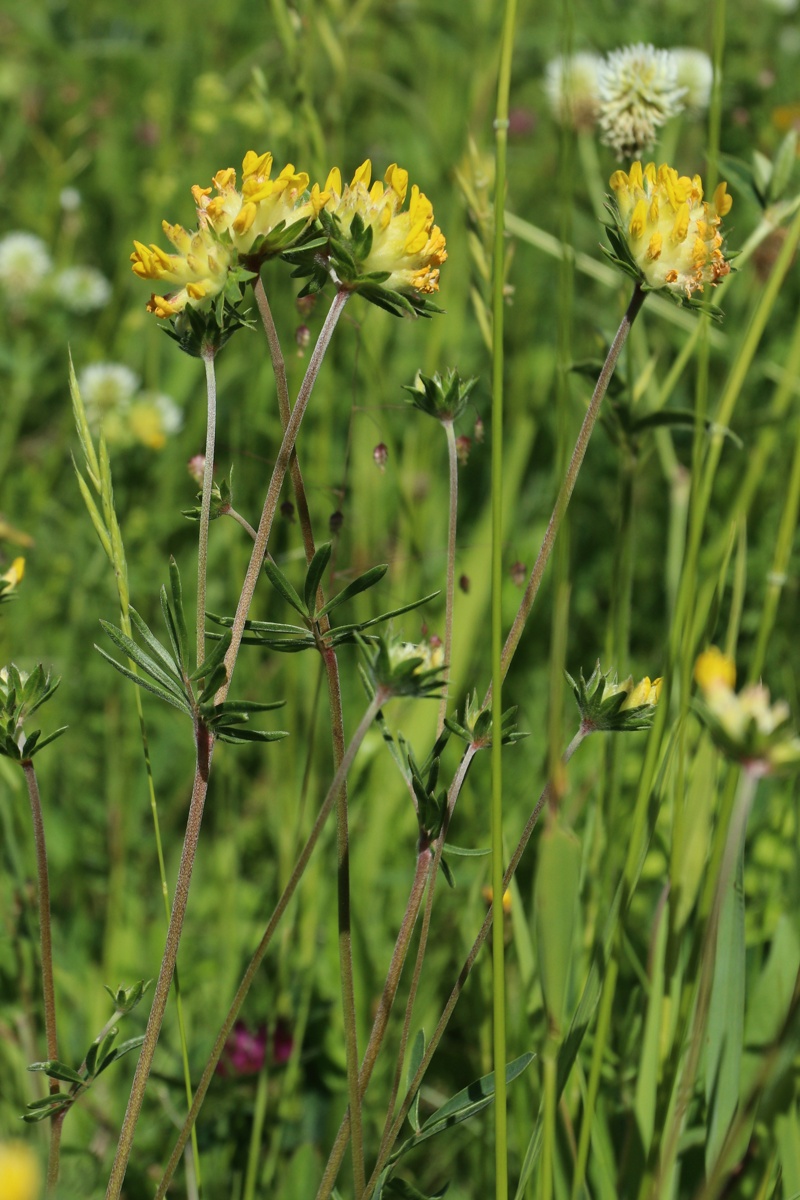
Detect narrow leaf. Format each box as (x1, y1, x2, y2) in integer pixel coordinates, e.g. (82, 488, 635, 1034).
(264, 558, 308, 616)
(316, 563, 389, 618)
(304, 541, 333, 613)
(94, 647, 192, 714)
(27, 1059, 85, 1085)
(99, 621, 187, 698)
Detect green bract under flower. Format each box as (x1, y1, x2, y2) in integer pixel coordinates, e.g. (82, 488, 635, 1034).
(567, 661, 662, 732)
(404, 368, 477, 423)
(362, 635, 446, 700)
(0, 664, 67, 762)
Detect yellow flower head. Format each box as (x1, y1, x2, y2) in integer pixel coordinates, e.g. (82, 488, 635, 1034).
(0, 1140, 42, 1200)
(609, 161, 732, 298)
(131, 150, 327, 320)
(321, 160, 447, 297)
(131, 221, 232, 318)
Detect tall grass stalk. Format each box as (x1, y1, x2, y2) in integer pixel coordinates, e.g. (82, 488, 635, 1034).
(437, 418, 458, 737)
(196, 346, 218, 670)
(69, 362, 203, 1186)
(489, 2, 520, 1190)
(491, 3, 518, 1190)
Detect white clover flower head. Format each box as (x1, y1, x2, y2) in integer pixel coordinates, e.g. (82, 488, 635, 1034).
(599, 44, 686, 160)
(0, 232, 53, 299)
(59, 187, 82, 212)
(54, 266, 112, 313)
(78, 363, 140, 428)
(672, 48, 714, 113)
(544, 52, 604, 132)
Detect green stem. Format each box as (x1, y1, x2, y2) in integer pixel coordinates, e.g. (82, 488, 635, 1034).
(197, 348, 218, 670)
(437, 419, 459, 737)
(253, 277, 319, 565)
(376, 744, 479, 1168)
(218, 288, 349, 703)
(153, 691, 386, 1200)
(491, 2, 518, 1191)
(242, 1063, 270, 1200)
(671, 202, 800, 696)
(747, 337, 800, 681)
(315, 847, 433, 1200)
(488, 285, 646, 700)
(105, 722, 213, 1200)
(21, 759, 62, 1193)
(570, 944, 619, 1199)
(363, 729, 587, 1198)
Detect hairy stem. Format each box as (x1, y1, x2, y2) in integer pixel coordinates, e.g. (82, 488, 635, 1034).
(364, 728, 587, 1197)
(22, 760, 62, 1193)
(105, 723, 213, 1200)
(153, 691, 387, 1199)
(197, 347, 218, 670)
(486, 283, 646, 703)
(315, 847, 433, 1200)
(218, 288, 350, 704)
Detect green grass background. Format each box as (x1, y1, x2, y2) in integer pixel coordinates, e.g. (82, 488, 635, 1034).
(1, 1, 800, 1197)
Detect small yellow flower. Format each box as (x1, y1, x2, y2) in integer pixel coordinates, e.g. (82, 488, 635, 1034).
(1, 557, 25, 590)
(609, 161, 732, 298)
(694, 646, 737, 692)
(621, 675, 662, 710)
(0, 1140, 42, 1200)
(482, 885, 512, 914)
(322, 160, 447, 296)
(694, 648, 800, 772)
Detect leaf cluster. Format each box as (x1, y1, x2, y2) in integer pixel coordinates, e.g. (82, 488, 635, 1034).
(209, 542, 437, 656)
(96, 560, 287, 745)
(403, 368, 478, 424)
(0, 664, 66, 762)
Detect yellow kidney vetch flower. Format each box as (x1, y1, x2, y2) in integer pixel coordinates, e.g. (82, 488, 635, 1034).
(131, 151, 329, 319)
(609, 160, 732, 299)
(131, 222, 233, 318)
(131, 151, 446, 332)
(321, 160, 447, 296)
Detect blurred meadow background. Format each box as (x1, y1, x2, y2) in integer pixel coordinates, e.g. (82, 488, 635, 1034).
(2, 0, 800, 1198)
